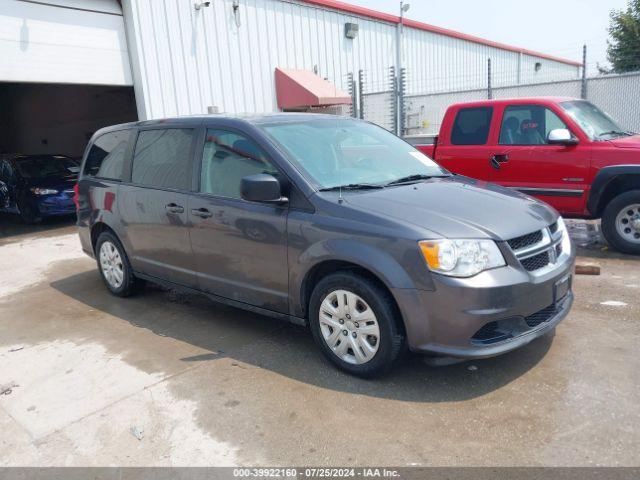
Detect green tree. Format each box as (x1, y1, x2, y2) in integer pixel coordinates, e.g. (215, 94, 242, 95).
(606, 0, 640, 73)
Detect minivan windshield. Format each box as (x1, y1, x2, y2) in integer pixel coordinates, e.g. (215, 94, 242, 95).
(259, 118, 448, 190)
(560, 101, 631, 140)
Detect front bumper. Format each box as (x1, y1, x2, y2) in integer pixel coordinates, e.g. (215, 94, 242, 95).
(393, 250, 576, 359)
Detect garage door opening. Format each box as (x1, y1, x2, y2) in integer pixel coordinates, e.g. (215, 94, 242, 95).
(0, 82, 137, 159)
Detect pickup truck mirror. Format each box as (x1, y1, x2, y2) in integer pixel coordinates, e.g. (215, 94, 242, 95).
(547, 129, 578, 146)
(240, 174, 288, 204)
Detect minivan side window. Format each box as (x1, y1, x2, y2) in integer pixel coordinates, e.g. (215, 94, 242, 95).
(131, 129, 194, 190)
(84, 131, 130, 180)
(499, 105, 570, 145)
(200, 129, 279, 199)
(451, 107, 493, 145)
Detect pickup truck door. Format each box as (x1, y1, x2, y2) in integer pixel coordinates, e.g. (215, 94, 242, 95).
(433, 106, 496, 181)
(488, 104, 589, 215)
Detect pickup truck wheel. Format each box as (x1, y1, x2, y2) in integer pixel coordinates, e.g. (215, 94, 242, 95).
(309, 272, 406, 378)
(601, 190, 640, 255)
(95, 232, 145, 297)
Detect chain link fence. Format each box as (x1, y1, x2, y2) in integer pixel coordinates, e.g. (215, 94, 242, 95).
(350, 56, 640, 137)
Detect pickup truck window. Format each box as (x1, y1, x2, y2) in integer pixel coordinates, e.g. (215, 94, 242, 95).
(499, 105, 568, 146)
(451, 107, 493, 145)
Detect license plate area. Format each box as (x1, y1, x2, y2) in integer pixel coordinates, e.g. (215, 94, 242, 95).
(554, 274, 571, 305)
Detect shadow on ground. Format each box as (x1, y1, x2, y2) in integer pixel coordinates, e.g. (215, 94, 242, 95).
(0, 213, 76, 241)
(51, 269, 553, 403)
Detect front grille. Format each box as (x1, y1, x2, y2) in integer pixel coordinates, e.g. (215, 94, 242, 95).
(521, 251, 551, 271)
(507, 230, 543, 250)
(525, 304, 558, 327)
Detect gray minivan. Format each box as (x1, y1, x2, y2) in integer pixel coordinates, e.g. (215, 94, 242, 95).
(76, 114, 575, 377)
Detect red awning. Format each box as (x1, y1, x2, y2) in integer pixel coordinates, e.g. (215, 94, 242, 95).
(275, 68, 352, 110)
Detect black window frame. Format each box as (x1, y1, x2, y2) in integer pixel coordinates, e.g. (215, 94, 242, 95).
(126, 126, 198, 193)
(498, 104, 571, 146)
(450, 107, 494, 146)
(83, 129, 134, 182)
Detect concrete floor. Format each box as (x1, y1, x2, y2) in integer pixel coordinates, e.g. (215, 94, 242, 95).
(0, 217, 638, 466)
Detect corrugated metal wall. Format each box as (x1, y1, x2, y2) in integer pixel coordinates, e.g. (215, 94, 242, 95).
(122, 0, 579, 119)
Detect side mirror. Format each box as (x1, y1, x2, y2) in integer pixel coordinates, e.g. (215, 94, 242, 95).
(240, 174, 288, 204)
(547, 128, 578, 146)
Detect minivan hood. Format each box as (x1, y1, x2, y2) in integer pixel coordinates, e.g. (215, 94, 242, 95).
(344, 176, 557, 241)
(609, 134, 640, 149)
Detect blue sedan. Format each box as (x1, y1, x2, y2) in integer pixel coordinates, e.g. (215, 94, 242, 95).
(0, 154, 79, 223)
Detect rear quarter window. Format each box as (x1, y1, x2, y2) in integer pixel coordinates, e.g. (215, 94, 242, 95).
(131, 128, 195, 190)
(84, 130, 130, 180)
(451, 107, 493, 145)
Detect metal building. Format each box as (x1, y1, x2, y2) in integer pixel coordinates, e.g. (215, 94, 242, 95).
(0, 0, 580, 156)
(123, 0, 581, 119)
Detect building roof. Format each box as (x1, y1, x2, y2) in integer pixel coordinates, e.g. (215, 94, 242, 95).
(301, 0, 582, 68)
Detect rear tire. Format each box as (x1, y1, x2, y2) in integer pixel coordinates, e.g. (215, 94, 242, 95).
(308, 271, 406, 378)
(95, 231, 144, 297)
(601, 190, 640, 255)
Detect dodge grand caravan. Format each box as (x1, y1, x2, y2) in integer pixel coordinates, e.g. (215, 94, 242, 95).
(76, 114, 575, 377)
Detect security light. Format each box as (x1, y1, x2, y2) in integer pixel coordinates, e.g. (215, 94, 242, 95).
(194, 1, 211, 10)
(401, 3, 411, 12)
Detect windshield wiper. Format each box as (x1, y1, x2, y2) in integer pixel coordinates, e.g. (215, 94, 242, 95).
(597, 130, 631, 139)
(319, 183, 385, 192)
(385, 174, 441, 186)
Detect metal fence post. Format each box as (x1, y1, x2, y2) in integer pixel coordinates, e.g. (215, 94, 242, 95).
(487, 58, 493, 100)
(399, 68, 407, 136)
(390, 66, 398, 135)
(347, 72, 357, 118)
(358, 69, 364, 120)
(581, 44, 588, 100)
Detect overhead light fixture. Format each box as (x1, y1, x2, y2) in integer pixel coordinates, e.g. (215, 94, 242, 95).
(401, 3, 410, 12)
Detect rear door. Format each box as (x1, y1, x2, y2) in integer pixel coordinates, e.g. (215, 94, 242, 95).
(118, 126, 198, 288)
(434, 106, 496, 180)
(488, 104, 589, 214)
(187, 127, 289, 313)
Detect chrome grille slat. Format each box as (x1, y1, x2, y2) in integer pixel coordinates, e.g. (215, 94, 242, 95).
(507, 222, 565, 274)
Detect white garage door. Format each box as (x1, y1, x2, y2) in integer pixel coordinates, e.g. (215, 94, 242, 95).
(0, 0, 132, 85)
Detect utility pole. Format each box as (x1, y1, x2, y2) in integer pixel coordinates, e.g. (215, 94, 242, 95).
(396, 2, 410, 135)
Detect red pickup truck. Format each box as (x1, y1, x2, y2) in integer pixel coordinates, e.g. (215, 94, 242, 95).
(406, 97, 640, 254)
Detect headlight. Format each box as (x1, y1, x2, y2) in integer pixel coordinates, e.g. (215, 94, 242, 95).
(30, 188, 58, 195)
(556, 216, 572, 256)
(419, 239, 506, 277)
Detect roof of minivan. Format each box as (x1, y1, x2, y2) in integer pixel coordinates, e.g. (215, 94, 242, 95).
(93, 113, 347, 137)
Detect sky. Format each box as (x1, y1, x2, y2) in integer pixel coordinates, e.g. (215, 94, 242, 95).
(344, 0, 629, 74)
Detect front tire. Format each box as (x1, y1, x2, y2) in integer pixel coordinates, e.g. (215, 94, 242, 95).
(95, 231, 144, 297)
(17, 200, 41, 224)
(601, 190, 640, 255)
(309, 272, 405, 378)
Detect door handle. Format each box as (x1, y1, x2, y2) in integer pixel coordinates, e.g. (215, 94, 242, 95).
(165, 203, 184, 214)
(490, 154, 509, 170)
(191, 207, 213, 218)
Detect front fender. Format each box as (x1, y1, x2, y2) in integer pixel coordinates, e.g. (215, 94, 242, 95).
(289, 237, 434, 318)
(588, 165, 640, 215)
